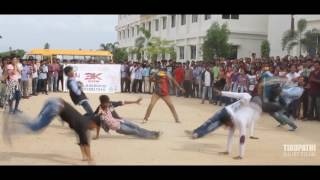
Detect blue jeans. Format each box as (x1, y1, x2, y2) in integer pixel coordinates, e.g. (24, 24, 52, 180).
(48, 76, 58, 92)
(117, 119, 157, 139)
(193, 108, 229, 138)
(80, 100, 94, 115)
(26, 98, 61, 131)
(202, 86, 212, 102)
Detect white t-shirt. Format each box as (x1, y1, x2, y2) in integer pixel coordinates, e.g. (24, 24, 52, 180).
(221, 91, 261, 158)
(204, 71, 211, 86)
(32, 64, 39, 78)
(130, 66, 136, 80)
(17, 63, 23, 79)
(286, 72, 300, 86)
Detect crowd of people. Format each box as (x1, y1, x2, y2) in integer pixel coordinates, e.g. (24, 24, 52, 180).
(120, 55, 320, 122)
(0, 56, 64, 113)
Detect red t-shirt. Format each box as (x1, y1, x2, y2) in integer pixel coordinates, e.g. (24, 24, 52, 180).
(174, 67, 184, 83)
(154, 71, 170, 96)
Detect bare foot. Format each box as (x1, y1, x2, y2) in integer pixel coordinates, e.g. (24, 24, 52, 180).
(175, 120, 181, 123)
(219, 151, 229, 155)
(233, 156, 243, 160)
(92, 137, 99, 140)
(142, 119, 148, 124)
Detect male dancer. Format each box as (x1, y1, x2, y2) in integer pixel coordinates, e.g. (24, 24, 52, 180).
(3, 97, 100, 163)
(186, 90, 262, 159)
(143, 67, 185, 123)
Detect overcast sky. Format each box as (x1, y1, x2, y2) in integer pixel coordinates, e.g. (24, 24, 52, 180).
(0, 15, 117, 52)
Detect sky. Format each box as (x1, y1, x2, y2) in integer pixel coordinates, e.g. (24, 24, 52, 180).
(0, 15, 118, 52)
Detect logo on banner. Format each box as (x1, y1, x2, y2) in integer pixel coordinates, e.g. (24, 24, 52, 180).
(84, 73, 102, 82)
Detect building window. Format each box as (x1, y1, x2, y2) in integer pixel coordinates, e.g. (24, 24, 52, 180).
(204, 15, 211, 20)
(228, 45, 238, 59)
(179, 46, 184, 59)
(231, 14, 239, 19)
(222, 14, 230, 19)
(148, 21, 151, 31)
(190, 46, 196, 59)
(181, 15, 186, 25)
(131, 27, 134, 37)
(162, 17, 167, 29)
(119, 32, 121, 40)
(136, 25, 139, 36)
(155, 19, 159, 31)
(122, 30, 125, 39)
(142, 23, 145, 30)
(192, 15, 198, 23)
(171, 15, 176, 28)
(127, 29, 130, 38)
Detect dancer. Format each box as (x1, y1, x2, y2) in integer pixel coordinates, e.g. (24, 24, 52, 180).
(2, 97, 100, 163)
(261, 76, 305, 131)
(64, 66, 94, 115)
(185, 90, 262, 159)
(94, 95, 161, 139)
(143, 67, 185, 123)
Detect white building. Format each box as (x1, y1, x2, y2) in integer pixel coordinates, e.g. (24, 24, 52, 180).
(115, 15, 320, 62)
(268, 15, 320, 57)
(115, 15, 268, 62)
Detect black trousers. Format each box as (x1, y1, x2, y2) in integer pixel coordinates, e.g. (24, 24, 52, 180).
(132, 79, 139, 93)
(138, 79, 143, 93)
(183, 80, 193, 97)
(38, 79, 47, 93)
(57, 76, 64, 91)
(125, 78, 131, 92)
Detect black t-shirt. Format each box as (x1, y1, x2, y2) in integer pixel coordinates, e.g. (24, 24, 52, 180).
(60, 101, 90, 145)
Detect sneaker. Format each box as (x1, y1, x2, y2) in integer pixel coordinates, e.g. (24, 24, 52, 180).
(288, 127, 297, 131)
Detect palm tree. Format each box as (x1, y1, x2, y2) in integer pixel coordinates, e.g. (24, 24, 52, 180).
(300, 28, 320, 56)
(100, 42, 119, 52)
(146, 37, 173, 62)
(134, 27, 151, 62)
(297, 19, 307, 56)
(282, 18, 307, 56)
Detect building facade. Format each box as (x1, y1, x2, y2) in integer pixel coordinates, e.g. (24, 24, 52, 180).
(116, 15, 320, 62)
(115, 15, 268, 62)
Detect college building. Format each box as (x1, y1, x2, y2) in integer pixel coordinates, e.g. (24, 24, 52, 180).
(115, 15, 320, 62)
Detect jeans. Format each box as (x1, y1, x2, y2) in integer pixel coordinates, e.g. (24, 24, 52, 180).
(32, 78, 38, 95)
(57, 76, 64, 91)
(9, 90, 21, 112)
(193, 108, 229, 138)
(307, 95, 320, 120)
(38, 79, 47, 93)
(80, 100, 94, 115)
(21, 80, 29, 97)
(202, 86, 212, 102)
(26, 98, 61, 131)
(48, 76, 58, 92)
(116, 119, 157, 139)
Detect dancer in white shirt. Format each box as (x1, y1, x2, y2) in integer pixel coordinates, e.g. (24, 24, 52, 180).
(186, 90, 262, 159)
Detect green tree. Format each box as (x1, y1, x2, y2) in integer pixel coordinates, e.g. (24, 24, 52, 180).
(134, 27, 151, 62)
(282, 18, 307, 56)
(300, 28, 320, 56)
(44, 42, 50, 49)
(0, 49, 25, 58)
(100, 42, 119, 53)
(168, 47, 177, 60)
(145, 37, 173, 63)
(260, 40, 270, 58)
(202, 22, 231, 61)
(113, 48, 128, 63)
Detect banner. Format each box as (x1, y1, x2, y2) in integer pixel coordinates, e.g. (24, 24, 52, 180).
(63, 64, 121, 93)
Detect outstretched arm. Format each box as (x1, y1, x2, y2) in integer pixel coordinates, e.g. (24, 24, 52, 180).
(167, 73, 185, 93)
(214, 89, 251, 102)
(124, 98, 142, 105)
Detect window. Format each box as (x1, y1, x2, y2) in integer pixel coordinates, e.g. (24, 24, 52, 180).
(204, 15, 211, 20)
(142, 23, 145, 29)
(192, 15, 198, 23)
(131, 27, 134, 37)
(181, 15, 186, 25)
(231, 14, 239, 19)
(222, 14, 230, 19)
(127, 29, 129, 38)
(122, 30, 125, 39)
(171, 15, 176, 28)
(162, 17, 167, 29)
(136, 25, 139, 36)
(179, 46, 184, 59)
(148, 21, 151, 31)
(155, 19, 159, 31)
(190, 46, 196, 59)
(119, 32, 121, 40)
(228, 45, 238, 59)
